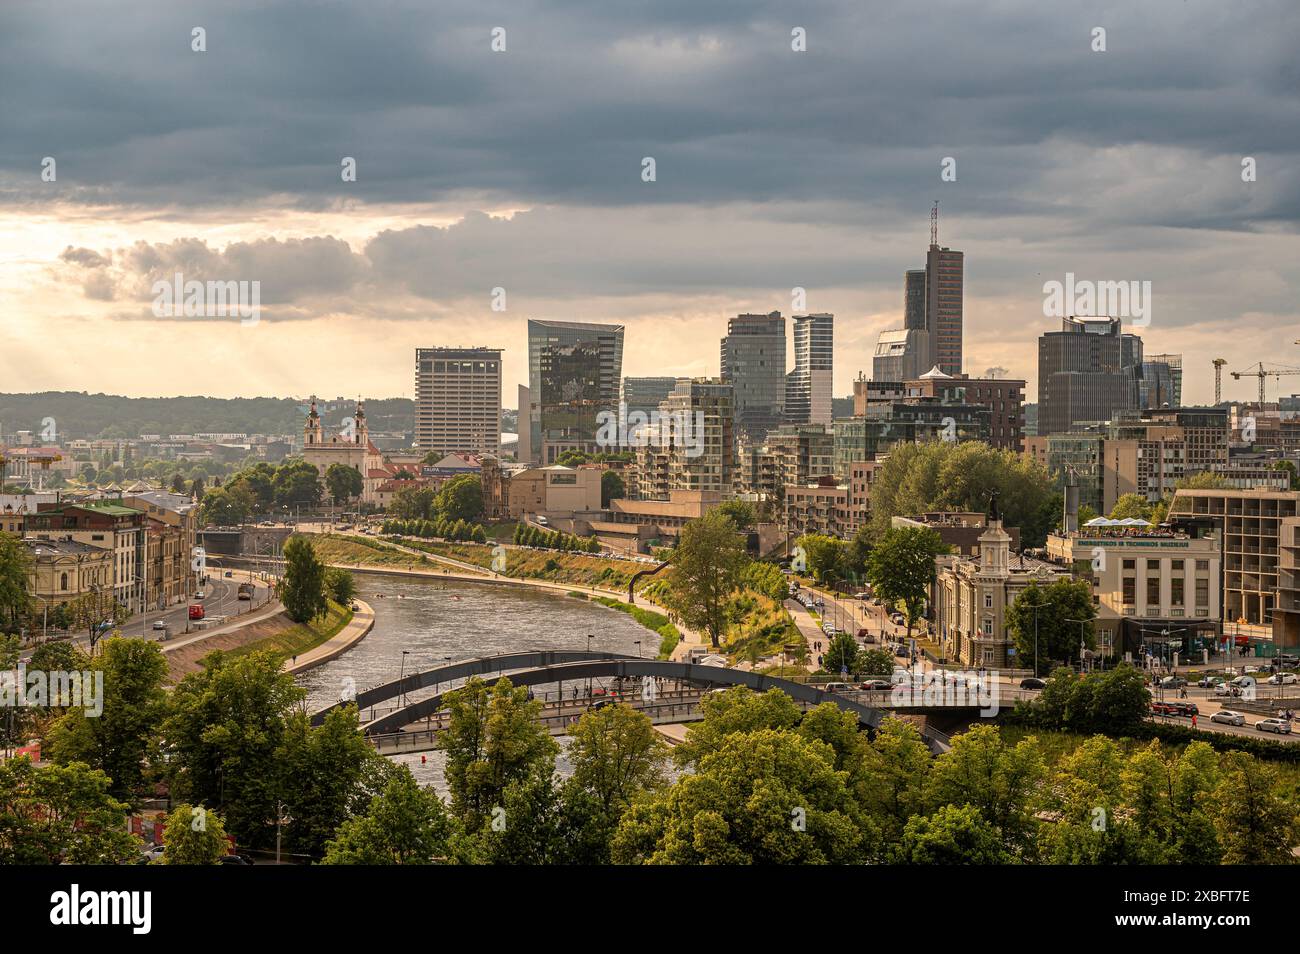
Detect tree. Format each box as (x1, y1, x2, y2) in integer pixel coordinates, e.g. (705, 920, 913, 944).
(925, 724, 1044, 856)
(160, 803, 229, 864)
(66, 588, 128, 656)
(440, 677, 559, 831)
(1176, 471, 1230, 490)
(163, 650, 305, 847)
(390, 485, 436, 520)
(281, 536, 328, 623)
(169, 473, 187, 494)
(324, 567, 356, 606)
(1006, 579, 1096, 675)
(1211, 752, 1298, 864)
(434, 474, 484, 523)
(44, 637, 168, 798)
(663, 511, 748, 647)
(865, 526, 948, 639)
(200, 485, 253, 526)
(1109, 493, 1153, 521)
(796, 533, 846, 583)
(856, 719, 932, 847)
(611, 728, 868, 864)
(672, 687, 803, 767)
(858, 648, 894, 677)
(273, 458, 323, 508)
(324, 464, 364, 506)
(0, 758, 140, 865)
(274, 707, 383, 857)
(561, 704, 667, 863)
(600, 470, 625, 507)
(866, 441, 1055, 544)
(823, 631, 862, 676)
(0, 532, 32, 632)
(322, 768, 455, 865)
(715, 499, 757, 532)
(891, 804, 1012, 864)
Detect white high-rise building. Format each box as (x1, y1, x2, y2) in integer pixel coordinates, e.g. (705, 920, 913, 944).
(414, 347, 503, 456)
(786, 313, 833, 426)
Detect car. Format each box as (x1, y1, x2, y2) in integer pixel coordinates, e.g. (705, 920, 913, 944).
(1210, 710, 1246, 726)
(859, 679, 892, 691)
(1020, 677, 1047, 690)
(224, 570, 234, 578)
(1169, 702, 1199, 717)
(1214, 683, 1234, 697)
(138, 844, 165, 864)
(219, 853, 255, 865)
(195, 590, 206, 600)
(1268, 672, 1298, 685)
(1196, 676, 1223, 688)
(1150, 701, 1176, 716)
(535, 515, 549, 526)
(821, 682, 855, 693)
(152, 620, 167, 631)
(894, 646, 908, 658)
(1256, 718, 1292, 734)
(1160, 676, 1188, 688)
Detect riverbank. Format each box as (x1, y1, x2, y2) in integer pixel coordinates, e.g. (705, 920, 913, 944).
(282, 599, 375, 675)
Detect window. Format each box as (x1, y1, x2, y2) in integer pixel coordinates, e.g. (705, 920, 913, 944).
(60, 572, 68, 590)
(1122, 559, 1136, 570)
(984, 593, 993, 609)
(1171, 577, 1184, 606)
(1196, 578, 1209, 607)
(982, 619, 993, 635)
(1123, 577, 1136, 604)
(1147, 577, 1161, 605)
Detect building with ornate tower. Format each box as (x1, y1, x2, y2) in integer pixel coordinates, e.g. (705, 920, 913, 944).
(300, 398, 394, 505)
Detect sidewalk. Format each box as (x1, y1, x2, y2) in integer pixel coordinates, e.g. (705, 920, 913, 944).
(281, 599, 376, 675)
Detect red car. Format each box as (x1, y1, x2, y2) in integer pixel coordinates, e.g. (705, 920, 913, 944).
(188, 604, 205, 620)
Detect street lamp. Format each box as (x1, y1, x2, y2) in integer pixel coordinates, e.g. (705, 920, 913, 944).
(586, 634, 594, 697)
(399, 650, 411, 707)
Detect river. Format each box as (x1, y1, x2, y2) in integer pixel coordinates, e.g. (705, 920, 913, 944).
(295, 571, 660, 790)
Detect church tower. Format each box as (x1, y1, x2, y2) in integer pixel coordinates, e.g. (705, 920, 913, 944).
(304, 399, 323, 446)
(979, 493, 1012, 577)
(353, 399, 368, 446)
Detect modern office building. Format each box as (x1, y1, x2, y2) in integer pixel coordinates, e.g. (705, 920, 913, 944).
(831, 402, 991, 479)
(904, 269, 927, 331)
(720, 312, 786, 444)
(525, 319, 624, 464)
(1037, 316, 1143, 435)
(1141, 353, 1183, 410)
(414, 347, 502, 456)
(785, 313, 834, 426)
(620, 376, 678, 429)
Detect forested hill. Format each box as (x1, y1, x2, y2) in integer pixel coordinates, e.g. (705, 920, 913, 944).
(0, 392, 414, 440)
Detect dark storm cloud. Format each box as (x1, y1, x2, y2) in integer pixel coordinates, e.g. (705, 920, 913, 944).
(2, 0, 1297, 232)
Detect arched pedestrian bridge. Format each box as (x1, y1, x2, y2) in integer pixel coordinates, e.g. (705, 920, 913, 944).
(311, 651, 955, 754)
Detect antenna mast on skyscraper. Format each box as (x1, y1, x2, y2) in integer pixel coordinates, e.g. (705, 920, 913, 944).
(930, 200, 939, 247)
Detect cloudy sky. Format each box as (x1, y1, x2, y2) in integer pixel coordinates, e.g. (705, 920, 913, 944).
(2, 0, 1297, 407)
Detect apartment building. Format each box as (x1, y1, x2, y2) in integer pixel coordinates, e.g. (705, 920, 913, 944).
(26, 502, 146, 614)
(635, 378, 735, 500)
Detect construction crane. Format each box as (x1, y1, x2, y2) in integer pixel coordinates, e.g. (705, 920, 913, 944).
(1230, 362, 1300, 404)
(1213, 358, 1226, 405)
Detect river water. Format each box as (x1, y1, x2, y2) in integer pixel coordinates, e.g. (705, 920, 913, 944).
(295, 572, 658, 790)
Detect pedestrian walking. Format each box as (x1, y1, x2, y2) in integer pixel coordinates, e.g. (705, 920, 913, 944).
(291, 654, 297, 666)
(1191, 714, 1197, 729)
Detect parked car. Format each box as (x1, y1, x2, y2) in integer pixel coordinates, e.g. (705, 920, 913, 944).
(1169, 702, 1199, 717)
(219, 853, 255, 865)
(1268, 672, 1298, 685)
(1256, 718, 1292, 735)
(1196, 676, 1223, 688)
(859, 679, 892, 691)
(1160, 676, 1188, 688)
(821, 682, 856, 694)
(1210, 710, 1246, 726)
(1020, 677, 1046, 690)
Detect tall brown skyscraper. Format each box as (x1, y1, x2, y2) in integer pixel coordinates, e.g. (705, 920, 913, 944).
(926, 243, 964, 375)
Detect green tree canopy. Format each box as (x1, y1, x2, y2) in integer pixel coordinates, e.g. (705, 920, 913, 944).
(864, 526, 948, 638)
(663, 511, 749, 647)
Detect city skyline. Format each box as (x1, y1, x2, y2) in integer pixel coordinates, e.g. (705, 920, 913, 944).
(2, 0, 1297, 405)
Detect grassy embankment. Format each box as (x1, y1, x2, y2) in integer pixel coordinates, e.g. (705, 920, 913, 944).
(225, 600, 353, 666)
